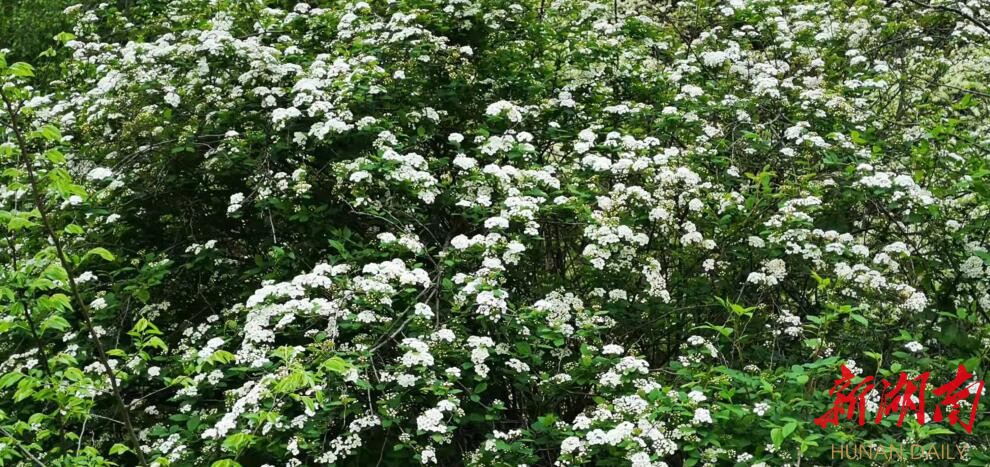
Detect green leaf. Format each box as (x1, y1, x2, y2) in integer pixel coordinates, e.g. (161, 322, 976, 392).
(40, 315, 71, 333)
(132, 318, 151, 333)
(274, 369, 311, 393)
(208, 350, 235, 364)
(920, 426, 954, 437)
(7, 216, 35, 231)
(323, 356, 351, 374)
(44, 149, 66, 164)
(84, 247, 116, 262)
(146, 337, 169, 352)
(13, 381, 36, 402)
(46, 293, 72, 311)
(109, 443, 131, 455)
(211, 460, 242, 467)
(34, 125, 62, 142)
(328, 239, 348, 257)
(953, 94, 973, 110)
(222, 432, 254, 452)
(0, 371, 24, 388)
(9, 62, 34, 77)
(55, 32, 76, 44)
(781, 421, 797, 439)
(849, 313, 868, 327)
(771, 428, 783, 447)
(64, 367, 85, 382)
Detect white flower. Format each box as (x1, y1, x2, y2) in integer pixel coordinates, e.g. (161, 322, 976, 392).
(904, 341, 924, 353)
(560, 436, 583, 454)
(400, 338, 435, 367)
(77, 271, 97, 283)
(450, 235, 473, 250)
(420, 448, 436, 464)
(164, 92, 181, 107)
(417, 408, 446, 433)
(227, 192, 245, 214)
(414, 303, 434, 318)
(680, 84, 704, 98)
(602, 344, 624, 355)
(350, 170, 371, 182)
(629, 452, 653, 467)
(485, 100, 523, 122)
(506, 358, 530, 373)
(484, 216, 509, 230)
(452, 154, 476, 170)
(86, 167, 113, 181)
(692, 408, 713, 424)
(397, 373, 418, 387)
(271, 107, 302, 129)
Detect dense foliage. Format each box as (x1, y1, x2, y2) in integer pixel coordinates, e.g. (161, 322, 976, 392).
(2, 0, 990, 465)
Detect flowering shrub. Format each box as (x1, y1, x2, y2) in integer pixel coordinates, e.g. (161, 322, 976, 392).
(2, 0, 990, 465)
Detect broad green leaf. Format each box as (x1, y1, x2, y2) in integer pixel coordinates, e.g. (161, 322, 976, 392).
(9, 62, 34, 77)
(0, 371, 24, 388)
(781, 421, 797, 438)
(44, 149, 66, 164)
(40, 314, 71, 333)
(323, 356, 351, 374)
(109, 443, 131, 455)
(84, 247, 116, 262)
(222, 432, 254, 452)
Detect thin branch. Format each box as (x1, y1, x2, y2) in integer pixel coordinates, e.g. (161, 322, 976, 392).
(0, 426, 45, 467)
(76, 415, 88, 454)
(904, 0, 990, 36)
(1, 91, 148, 466)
